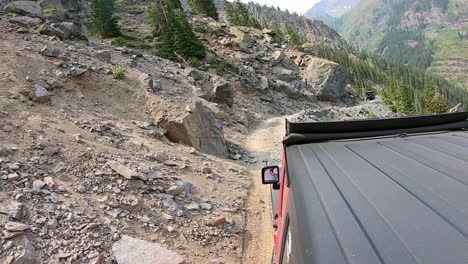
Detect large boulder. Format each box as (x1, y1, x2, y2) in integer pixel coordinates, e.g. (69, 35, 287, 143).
(112, 235, 187, 264)
(5, 1, 44, 19)
(211, 79, 234, 107)
(164, 102, 227, 156)
(304, 57, 347, 101)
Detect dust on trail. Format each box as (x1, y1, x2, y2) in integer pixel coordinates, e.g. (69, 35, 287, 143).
(241, 117, 287, 264)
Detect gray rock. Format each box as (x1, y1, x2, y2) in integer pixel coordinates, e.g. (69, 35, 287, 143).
(46, 77, 63, 90)
(42, 146, 60, 156)
(0, 201, 24, 220)
(165, 102, 228, 156)
(5, 222, 29, 232)
(61, 0, 81, 11)
(201, 167, 212, 174)
(47, 22, 82, 40)
(166, 181, 193, 196)
(200, 203, 212, 210)
(272, 66, 295, 82)
(8, 16, 41, 28)
(271, 50, 284, 65)
(449, 103, 464, 113)
(162, 198, 179, 211)
(32, 84, 51, 104)
(41, 45, 60, 58)
(68, 67, 86, 76)
(33, 180, 46, 191)
(13, 236, 36, 264)
(112, 235, 186, 264)
(230, 27, 254, 49)
(184, 68, 208, 84)
(185, 202, 200, 211)
(211, 79, 234, 107)
(139, 73, 154, 91)
(94, 50, 111, 62)
(5, 1, 44, 19)
(108, 161, 147, 181)
(304, 57, 347, 101)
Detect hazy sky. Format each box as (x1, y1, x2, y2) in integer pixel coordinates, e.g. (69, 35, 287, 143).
(239, 0, 321, 14)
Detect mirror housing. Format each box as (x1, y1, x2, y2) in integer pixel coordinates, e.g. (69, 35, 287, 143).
(262, 166, 280, 185)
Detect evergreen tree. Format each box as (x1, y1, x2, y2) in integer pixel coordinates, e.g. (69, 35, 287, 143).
(91, 0, 120, 38)
(188, 0, 218, 20)
(223, 0, 261, 28)
(148, 0, 205, 61)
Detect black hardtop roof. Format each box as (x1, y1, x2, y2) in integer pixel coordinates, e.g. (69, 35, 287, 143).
(285, 130, 468, 263)
(284, 112, 468, 146)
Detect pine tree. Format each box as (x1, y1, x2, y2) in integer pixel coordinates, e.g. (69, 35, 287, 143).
(149, 0, 205, 61)
(223, 0, 261, 28)
(188, 0, 218, 20)
(91, 0, 120, 38)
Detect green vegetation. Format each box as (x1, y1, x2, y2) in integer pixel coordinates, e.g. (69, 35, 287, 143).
(37, 24, 47, 35)
(188, 0, 218, 20)
(286, 26, 306, 50)
(148, 0, 205, 61)
(187, 57, 202, 68)
(112, 63, 126, 79)
(211, 60, 239, 76)
(91, 0, 121, 38)
(223, 0, 261, 28)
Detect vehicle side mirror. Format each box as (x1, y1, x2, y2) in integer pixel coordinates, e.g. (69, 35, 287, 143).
(262, 166, 280, 185)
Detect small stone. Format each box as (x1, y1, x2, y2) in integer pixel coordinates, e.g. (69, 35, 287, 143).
(46, 77, 64, 89)
(201, 167, 212, 174)
(112, 187, 121, 194)
(0, 201, 24, 220)
(5, 221, 30, 232)
(32, 84, 51, 104)
(7, 173, 19, 179)
(43, 146, 60, 156)
(32, 180, 46, 191)
(41, 45, 60, 58)
(7, 163, 19, 170)
(164, 160, 177, 167)
(44, 177, 55, 187)
(166, 181, 193, 196)
(94, 50, 111, 62)
(200, 203, 212, 211)
(211, 216, 226, 226)
(185, 202, 200, 211)
(68, 67, 86, 77)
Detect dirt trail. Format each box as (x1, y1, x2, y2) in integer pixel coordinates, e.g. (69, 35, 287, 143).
(241, 117, 287, 264)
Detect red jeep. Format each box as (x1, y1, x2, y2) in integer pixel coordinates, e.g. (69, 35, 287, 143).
(262, 112, 468, 264)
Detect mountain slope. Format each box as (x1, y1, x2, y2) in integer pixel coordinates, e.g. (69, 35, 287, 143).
(305, 0, 359, 23)
(332, 0, 468, 88)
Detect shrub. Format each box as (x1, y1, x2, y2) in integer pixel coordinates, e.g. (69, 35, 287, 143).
(37, 24, 47, 35)
(112, 63, 126, 79)
(188, 57, 202, 68)
(91, 0, 121, 38)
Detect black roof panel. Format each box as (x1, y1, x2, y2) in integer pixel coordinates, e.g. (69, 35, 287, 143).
(286, 131, 468, 264)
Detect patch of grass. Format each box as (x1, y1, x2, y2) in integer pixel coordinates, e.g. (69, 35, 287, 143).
(212, 60, 239, 76)
(43, 6, 65, 16)
(188, 57, 202, 68)
(112, 63, 126, 79)
(111, 37, 125, 46)
(37, 24, 47, 35)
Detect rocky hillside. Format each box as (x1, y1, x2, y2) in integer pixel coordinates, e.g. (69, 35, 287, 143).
(330, 0, 468, 88)
(0, 1, 398, 264)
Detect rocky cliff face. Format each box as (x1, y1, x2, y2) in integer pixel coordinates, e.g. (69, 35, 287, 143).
(330, 0, 468, 88)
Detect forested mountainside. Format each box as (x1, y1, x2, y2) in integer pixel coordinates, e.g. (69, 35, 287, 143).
(305, 0, 358, 24)
(329, 0, 468, 88)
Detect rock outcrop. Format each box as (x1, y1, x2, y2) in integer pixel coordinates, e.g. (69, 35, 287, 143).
(304, 57, 347, 101)
(164, 102, 227, 156)
(212, 79, 234, 107)
(5, 1, 44, 19)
